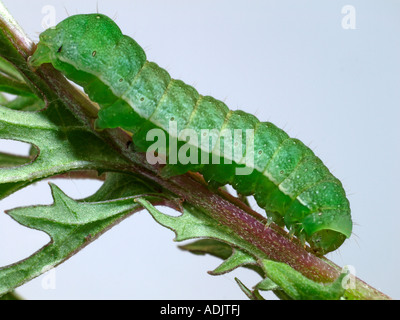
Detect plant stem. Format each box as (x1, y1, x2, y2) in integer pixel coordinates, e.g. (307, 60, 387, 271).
(130, 156, 390, 300)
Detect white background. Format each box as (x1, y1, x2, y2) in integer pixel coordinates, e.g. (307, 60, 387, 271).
(0, 0, 399, 300)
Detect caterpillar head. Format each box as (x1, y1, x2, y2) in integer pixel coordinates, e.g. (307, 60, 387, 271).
(29, 14, 145, 80)
(30, 14, 120, 69)
(29, 13, 146, 105)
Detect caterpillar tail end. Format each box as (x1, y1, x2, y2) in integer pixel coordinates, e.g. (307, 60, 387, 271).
(28, 43, 52, 69)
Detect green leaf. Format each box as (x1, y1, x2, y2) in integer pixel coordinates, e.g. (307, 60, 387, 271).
(234, 278, 265, 300)
(0, 92, 7, 104)
(255, 277, 280, 291)
(83, 172, 159, 202)
(0, 73, 35, 96)
(0, 291, 22, 300)
(210, 249, 257, 275)
(4, 96, 44, 111)
(0, 56, 24, 81)
(0, 105, 130, 199)
(134, 198, 275, 287)
(259, 259, 347, 300)
(179, 239, 234, 260)
(135, 198, 265, 259)
(180, 239, 265, 279)
(0, 175, 162, 296)
(0, 151, 31, 167)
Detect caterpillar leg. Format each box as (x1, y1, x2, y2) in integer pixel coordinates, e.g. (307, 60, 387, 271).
(206, 180, 225, 192)
(263, 217, 274, 230)
(296, 231, 308, 249)
(288, 227, 296, 240)
(238, 193, 251, 207)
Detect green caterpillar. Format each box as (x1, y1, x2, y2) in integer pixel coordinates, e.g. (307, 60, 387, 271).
(29, 14, 352, 255)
